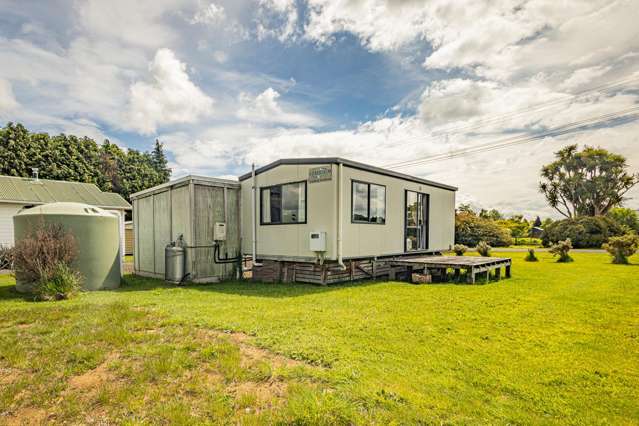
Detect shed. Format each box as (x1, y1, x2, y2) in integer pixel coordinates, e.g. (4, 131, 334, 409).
(238, 158, 457, 283)
(130, 175, 241, 282)
(124, 221, 134, 255)
(0, 175, 131, 268)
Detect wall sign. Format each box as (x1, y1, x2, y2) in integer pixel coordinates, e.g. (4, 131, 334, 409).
(308, 166, 332, 183)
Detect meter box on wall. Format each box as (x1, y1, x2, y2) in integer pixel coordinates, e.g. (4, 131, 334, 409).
(214, 222, 227, 241)
(309, 231, 326, 252)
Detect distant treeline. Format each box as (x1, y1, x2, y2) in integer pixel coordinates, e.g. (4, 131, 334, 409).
(0, 122, 171, 201)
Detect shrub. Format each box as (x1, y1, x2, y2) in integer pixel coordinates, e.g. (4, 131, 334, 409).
(602, 234, 639, 264)
(542, 216, 623, 248)
(13, 222, 81, 299)
(36, 262, 82, 301)
(549, 239, 573, 263)
(525, 248, 538, 262)
(455, 212, 513, 247)
(0, 245, 14, 270)
(476, 241, 491, 257)
(607, 207, 639, 234)
(453, 244, 467, 256)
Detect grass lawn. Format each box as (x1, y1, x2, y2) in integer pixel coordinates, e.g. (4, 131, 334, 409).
(1, 252, 638, 424)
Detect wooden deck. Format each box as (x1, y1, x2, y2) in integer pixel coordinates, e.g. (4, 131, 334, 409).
(387, 255, 511, 284)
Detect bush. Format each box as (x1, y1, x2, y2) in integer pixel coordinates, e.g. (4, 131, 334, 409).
(525, 248, 538, 262)
(549, 239, 573, 263)
(607, 207, 639, 234)
(455, 212, 513, 247)
(602, 234, 639, 264)
(0, 245, 14, 270)
(453, 244, 467, 256)
(36, 262, 82, 301)
(13, 222, 82, 299)
(476, 241, 491, 257)
(542, 216, 624, 248)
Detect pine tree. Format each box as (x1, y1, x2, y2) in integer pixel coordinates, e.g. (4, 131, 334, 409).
(151, 139, 171, 183)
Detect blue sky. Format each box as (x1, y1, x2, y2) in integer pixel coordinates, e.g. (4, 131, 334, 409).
(0, 0, 638, 217)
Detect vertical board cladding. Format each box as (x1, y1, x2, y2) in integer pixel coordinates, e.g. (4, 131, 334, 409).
(192, 184, 241, 281)
(170, 185, 190, 242)
(137, 195, 155, 273)
(153, 191, 171, 275)
(133, 199, 139, 271)
(132, 177, 241, 282)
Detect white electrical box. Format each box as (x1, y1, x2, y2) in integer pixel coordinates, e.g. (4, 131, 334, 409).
(309, 231, 326, 252)
(214, 222, 227, 241)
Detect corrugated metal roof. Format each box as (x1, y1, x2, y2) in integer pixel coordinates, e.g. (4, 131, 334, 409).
(0, 175, 131, 209)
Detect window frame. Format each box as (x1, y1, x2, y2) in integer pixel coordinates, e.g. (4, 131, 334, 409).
(403, 189, 430, 252)
(350, 179, 387, 225)
(259, 180, 308, 225)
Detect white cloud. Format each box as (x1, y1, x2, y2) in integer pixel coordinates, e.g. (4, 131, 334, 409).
(256, 0, 299, 42)
(213, 50, 228, 63)
(190, 2, 226, 25)
(74, 0, 188, 48)
(128, 48, 214, 134)
(303, 0, 432, 51)
(236, 87, 321, 127)
(0, 79, 18, 111)
(559, 65, 612, 91)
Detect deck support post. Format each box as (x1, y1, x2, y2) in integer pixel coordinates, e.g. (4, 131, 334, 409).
(495, 267, 501, 281)
(505, 264, 511, 278)
(467, 267, 476, 284)
(454, 268, 460, 282)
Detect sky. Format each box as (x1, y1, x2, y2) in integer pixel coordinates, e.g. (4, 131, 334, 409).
(0, 0, 638, 218)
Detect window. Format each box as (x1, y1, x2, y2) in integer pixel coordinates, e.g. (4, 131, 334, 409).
(351, 181, 386, 224)
(261, 181, 306, 224)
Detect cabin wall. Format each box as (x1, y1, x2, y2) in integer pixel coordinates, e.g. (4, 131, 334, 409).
(240, 163, 455, 262)
(240, 164, 337, 261)
(340, 167, 455, 258)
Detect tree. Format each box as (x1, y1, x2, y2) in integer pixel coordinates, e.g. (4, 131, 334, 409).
(533, 216, 542, 227)
(479, 208, 503, 221)
(0, 122, 172, 202)
(457, 203, 475, 215)
(498, 215, 530, 245)
(539, 145, 639, 218)
(606, 207, 639, 233)
(455, 211, 513, 247)
(151, 139, 171, 182)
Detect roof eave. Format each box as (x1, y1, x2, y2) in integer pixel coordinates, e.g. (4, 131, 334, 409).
(238, 158, 458, 192)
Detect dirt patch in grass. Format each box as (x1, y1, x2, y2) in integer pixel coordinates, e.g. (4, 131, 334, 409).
(201, 329, 307, 369)
(2, 407, 49, 426)
(68, 354, 119, 390)
(230, 380, 288, 411)
(0, 367, 20, 385)
(0, 302, 329, 424)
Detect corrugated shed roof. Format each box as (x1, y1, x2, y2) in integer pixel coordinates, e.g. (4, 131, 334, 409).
(0, 175, 131, 209)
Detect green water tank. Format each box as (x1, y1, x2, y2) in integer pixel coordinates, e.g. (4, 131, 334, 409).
(13, 202, 121, 292)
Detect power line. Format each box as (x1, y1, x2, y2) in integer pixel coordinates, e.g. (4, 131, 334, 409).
(384, 106, 639, 170)
(363, 75, 639, 156)
(387, 107, 639, 168)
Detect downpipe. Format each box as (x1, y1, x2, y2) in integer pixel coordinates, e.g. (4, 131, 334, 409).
(251, 163, 262, 267)
(337, 162, 346, 270)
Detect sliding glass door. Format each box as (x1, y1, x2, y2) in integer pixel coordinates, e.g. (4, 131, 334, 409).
(405, 191, 429, 252)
